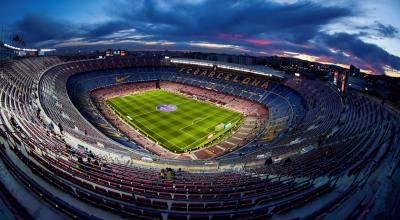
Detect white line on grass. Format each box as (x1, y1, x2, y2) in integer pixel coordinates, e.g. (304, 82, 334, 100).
(111, 90, 244, 151)
(129, 106, 240, 150)
(127, 115, 182, 150)
(178, 117, 204, 132)
(128, 99, 193, 118)
(182, 113, 243, 150)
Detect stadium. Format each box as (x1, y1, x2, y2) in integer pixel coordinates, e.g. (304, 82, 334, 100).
(1, 1, 400, 220)
(1, 50, 400, 219)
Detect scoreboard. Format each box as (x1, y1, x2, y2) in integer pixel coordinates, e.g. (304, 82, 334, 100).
(105, 49, 127, 57)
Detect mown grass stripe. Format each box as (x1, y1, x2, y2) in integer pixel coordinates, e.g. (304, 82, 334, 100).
(107, 89, 243, 153)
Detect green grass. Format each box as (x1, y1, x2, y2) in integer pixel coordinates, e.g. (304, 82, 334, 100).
(106, 89, 243, 153)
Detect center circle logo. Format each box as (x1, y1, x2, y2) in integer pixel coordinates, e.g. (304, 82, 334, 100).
(156, 104, 177, 112)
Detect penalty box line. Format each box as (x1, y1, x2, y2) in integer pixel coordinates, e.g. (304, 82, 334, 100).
(116, 91, 242, 151)
(130, 108, 231, 150)
(182, 113, 243, 150)
(126, 115, 182, 151)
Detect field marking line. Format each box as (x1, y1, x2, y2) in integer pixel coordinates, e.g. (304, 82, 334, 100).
(182, 113, 243, 150)
(178, 110, 227, 137)
(114, 89, 229, 120)
(115, 89, 213, 119)
(110, 90, 244, 151)
(178, 117, 205, 132)
(118, 92, 194, 119)
(180, 111, 241, 134)
(129, 105, 239, 150)
(126, 108, 215, 150)
(127, 99, 193, 118)
(126, 115, 182, 150)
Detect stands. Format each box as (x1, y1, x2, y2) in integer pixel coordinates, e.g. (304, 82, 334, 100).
(0, 56, 399, 219)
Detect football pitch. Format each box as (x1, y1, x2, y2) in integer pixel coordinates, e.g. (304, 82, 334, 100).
(106, 89, 243, 153)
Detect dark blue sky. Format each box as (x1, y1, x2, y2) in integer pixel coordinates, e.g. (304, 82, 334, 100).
(1, 0, 399, 76)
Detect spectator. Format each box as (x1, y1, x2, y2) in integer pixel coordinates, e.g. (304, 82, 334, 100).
(284, 157, 292, 165)
(58, 123, 63, 134)
(166, 168, 175, 180)
(265, 157, 273, 165)
(160, 169, 166, 179)
(77, 156, 84, 169)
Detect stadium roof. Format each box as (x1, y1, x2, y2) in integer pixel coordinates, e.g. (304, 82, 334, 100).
(0, 41, 55, 53)
(169, 58, 287, 79)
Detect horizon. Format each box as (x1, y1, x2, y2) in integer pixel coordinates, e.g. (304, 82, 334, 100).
(1, 0, 399, 77)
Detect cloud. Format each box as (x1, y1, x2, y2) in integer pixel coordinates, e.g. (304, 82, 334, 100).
(53, 38, 175, 48)
(83, 21, 131, 39)
(102, 29, 151, 39)
(112, 0, 352, 43)
(13, 14, 77, 45)
(13, 0, 353, 46)
(187, 41, 247, 51)
(374, 22, 398, 38)
(315, 32, 400, 75)
(9, 0, 400, 76)
(356, 21, 399, 39)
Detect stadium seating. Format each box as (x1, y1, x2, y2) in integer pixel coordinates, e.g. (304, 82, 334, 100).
(0, 56, 399, 219)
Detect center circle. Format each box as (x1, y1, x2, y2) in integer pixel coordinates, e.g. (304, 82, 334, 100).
(156, 104, 177, 112)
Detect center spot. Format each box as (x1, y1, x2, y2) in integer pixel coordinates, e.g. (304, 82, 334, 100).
(156, 104, 177, 112)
